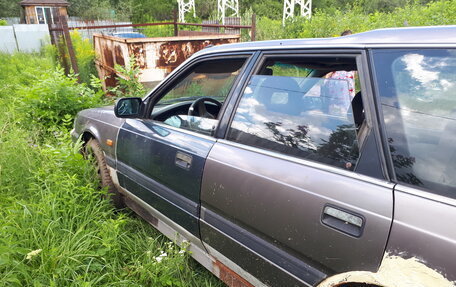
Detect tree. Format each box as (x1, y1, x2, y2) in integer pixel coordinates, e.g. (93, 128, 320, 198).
(67, 0, 114, 19)
(131, 0, 176, 22)
(0, 0, 21, 18)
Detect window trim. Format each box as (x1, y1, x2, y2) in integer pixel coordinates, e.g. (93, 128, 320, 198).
(222, 50, 366, 139)
(35, 6, 55, 25)
(223, 50, 387, 179)
(217, 138, 393, 189)
(143, 53, 255, 127)
(142, 53, 254, 137)
(357, 49, 391, 181)
(369, 48, 456, 194)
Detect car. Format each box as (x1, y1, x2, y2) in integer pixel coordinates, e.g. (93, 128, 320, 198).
(71, 26, 456, 287)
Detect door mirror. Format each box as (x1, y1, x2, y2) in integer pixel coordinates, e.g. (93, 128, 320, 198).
(114, 97, 143, 118)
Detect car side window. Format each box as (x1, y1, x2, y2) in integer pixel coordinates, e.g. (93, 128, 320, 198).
(227, 57, 365, 171)
(151, 58, 246, 136)
(373, 49, 456, 198)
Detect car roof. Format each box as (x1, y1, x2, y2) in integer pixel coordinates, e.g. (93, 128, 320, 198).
(196, 26, 456, 56)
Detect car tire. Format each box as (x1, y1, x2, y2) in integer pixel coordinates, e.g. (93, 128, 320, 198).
(85, 138, 125, 209)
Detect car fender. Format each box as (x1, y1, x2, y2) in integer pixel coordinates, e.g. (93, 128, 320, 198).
(81, 125, 101, 144)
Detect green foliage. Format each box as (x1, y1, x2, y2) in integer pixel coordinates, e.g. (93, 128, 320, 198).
(109, 56, 145, 99)
(250, 0, 282, 20)
(0, 51, 223, 287)
(240, 0, 435, 17)
(53, 0, 442, 25)
(44, 30, 97, 86)
(139, 15, 202, 38)
(0, 0, 20, 17)
(255, 0, 456, 40)
(131, 0, 176, 22)
(0, 121, 223, 286)
(0, 19, 7, 26)
(141, 19, 175, 37)
(300, 0, 456, 38)
(195, 0, 218, 19)
(256, 16, 286, 40)
(20, 69, 103, 131)
(70, 30, 98, 85)
(68, 0, 114, 20)
(0, 53, 53, 95)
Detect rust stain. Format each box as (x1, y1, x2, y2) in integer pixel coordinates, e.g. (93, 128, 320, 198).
(124, 197, 159, 227)
(214, 260, 255, 287)
(104, 72, 118, 89)
(103, 40, 114, 68)
(128, 43, 146, 69)
(156, 38, 237, 76)
(114, 45, 125, 66)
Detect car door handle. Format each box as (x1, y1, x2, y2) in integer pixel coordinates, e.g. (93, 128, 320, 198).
(321, 205, 364, 237)
(175, 151, 192, 170)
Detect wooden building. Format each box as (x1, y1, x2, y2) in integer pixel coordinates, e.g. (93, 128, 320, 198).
(20, 0, 69, 25)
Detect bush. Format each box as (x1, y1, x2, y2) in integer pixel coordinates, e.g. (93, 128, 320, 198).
(0, 19, 7, 26)
(20, 68, 103, 131)
(0, 52, 102, 134)
(256, 16, 286, 40)
(109, 56, 145, 99)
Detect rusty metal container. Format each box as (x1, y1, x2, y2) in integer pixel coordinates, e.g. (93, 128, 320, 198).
(93, 33, 240, 90)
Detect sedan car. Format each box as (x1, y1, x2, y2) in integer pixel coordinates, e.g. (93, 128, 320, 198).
(72, 26, 456, 287)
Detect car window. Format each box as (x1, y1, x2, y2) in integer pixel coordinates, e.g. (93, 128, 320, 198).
(151, 58, 246, 136)
(227, 57, 365, 171)
(373, 49, 456, 198)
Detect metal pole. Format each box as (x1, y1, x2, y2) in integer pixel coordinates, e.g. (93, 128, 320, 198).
(55, 19, 70, 75)
(47, 22, 56, 45)
(173, 10, 179, 36)
(59, 15, 80, 81)
(251, 13, 256, 41)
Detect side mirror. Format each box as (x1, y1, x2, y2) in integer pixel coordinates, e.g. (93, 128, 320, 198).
(114, 97, 143, 118)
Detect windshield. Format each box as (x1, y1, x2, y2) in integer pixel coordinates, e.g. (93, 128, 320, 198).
(154, 59, 245, 108)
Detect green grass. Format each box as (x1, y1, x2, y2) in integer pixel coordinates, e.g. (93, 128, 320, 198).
(0, 52, 223, 287)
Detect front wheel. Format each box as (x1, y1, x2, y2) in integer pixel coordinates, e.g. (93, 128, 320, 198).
(85, 138, 125, 209)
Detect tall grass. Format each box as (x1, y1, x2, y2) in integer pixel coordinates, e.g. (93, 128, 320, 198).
(0, 53, 223, 286)
(255, 0, 456, 40)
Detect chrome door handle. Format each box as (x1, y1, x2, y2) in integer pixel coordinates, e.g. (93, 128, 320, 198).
(321, 205, 364, 237)
(175, 151, 192, 170)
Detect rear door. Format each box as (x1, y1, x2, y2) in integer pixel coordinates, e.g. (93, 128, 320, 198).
(116, 54, 252, 237)
(200, 52, 394, 286)
(372, 48, 456, 281)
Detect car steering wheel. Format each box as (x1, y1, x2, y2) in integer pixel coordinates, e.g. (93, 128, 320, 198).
(188, 97, 222, 119)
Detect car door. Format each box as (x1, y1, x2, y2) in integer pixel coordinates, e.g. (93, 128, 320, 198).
(116, 54, 252, 237)
(200, 52, 394, 286)
(371, 48, 456, 282)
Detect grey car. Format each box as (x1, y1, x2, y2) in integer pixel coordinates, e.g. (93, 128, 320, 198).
(71, 26, 456, 287)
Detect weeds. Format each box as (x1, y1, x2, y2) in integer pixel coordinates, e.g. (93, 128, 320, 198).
(71, 30, 98, 86)
(20, 68, 103, 131)
(0, 52, 222, 286)
(108, 56, 145, 100)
